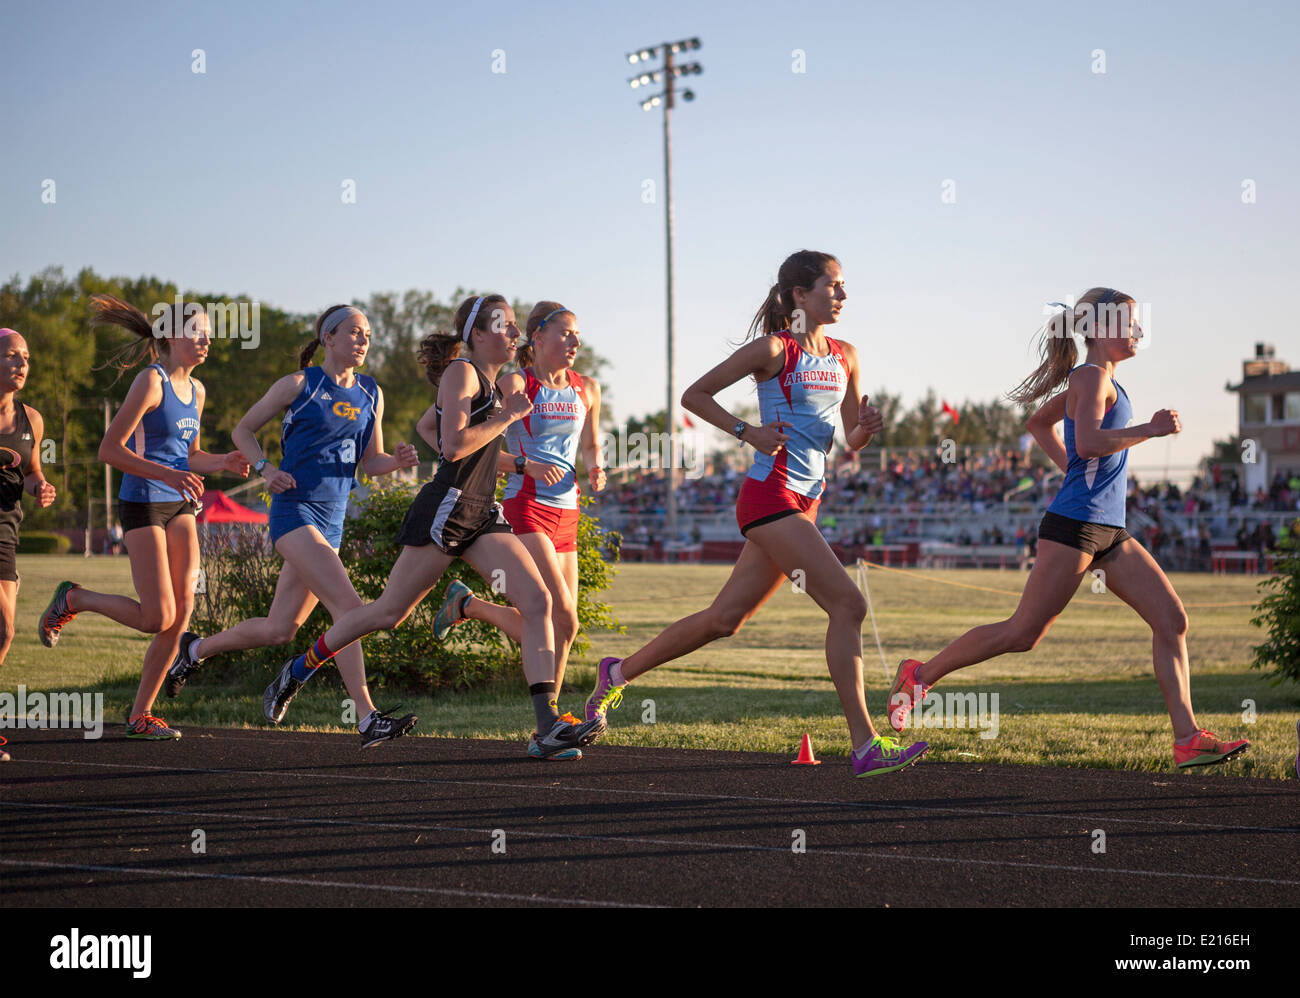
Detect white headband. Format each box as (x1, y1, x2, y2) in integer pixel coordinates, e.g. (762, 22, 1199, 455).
(462, 297, 486, 343)
(320, 306, 364, 345)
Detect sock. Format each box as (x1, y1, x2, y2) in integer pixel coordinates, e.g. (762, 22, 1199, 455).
(457, 592, 472, 618)
(611, 661, 627, 686)
(853, 736, 881, 759)
(530, 682, 559, 732)
(359, 709, 379, 733)
(189, 634, 205, 663)
(290, 636, 337, 682)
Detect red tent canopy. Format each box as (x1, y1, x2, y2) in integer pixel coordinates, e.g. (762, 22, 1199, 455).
(197, 489, 268, 524)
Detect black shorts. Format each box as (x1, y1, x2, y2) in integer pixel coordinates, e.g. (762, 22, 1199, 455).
(0, 539, 16, 583)
(119, 499, 198, 533)
(395, 483, 513, 558)
(1038, 511, 1131, 563)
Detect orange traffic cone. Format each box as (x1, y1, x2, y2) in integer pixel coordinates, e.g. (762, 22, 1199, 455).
(791, 733, 821, 765)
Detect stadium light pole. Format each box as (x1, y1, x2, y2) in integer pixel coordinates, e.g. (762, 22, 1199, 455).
(627, 37, 702, 546)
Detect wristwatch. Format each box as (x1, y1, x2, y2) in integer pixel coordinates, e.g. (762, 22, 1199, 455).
(255, 458, 270, 475)
(515, 455, 526, 475)
(732, 420, 747, 440)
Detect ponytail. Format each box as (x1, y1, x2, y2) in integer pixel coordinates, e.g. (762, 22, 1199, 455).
(417, 331, 463, 388)
(91, 294, 185, 381)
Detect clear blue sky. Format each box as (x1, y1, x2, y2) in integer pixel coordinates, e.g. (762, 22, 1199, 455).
(4, 0, 1298, 480)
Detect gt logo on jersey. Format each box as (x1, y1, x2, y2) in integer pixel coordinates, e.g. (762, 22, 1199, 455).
(333, 401, 362, 421)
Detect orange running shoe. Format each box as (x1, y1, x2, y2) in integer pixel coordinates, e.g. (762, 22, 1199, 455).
(888, 659, 932, 733)
(125, 713, 182, 741)
(1173, 728, 1248, 769)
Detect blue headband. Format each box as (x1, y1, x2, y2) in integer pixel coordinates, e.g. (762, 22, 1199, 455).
(531, 307, 569, 343)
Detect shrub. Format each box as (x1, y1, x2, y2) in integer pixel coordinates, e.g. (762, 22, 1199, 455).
(1251, 535, 1300, 686)
(18, 531, 72, 554)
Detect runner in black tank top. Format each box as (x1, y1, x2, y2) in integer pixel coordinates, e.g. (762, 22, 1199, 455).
(0, 398, 36, 558)
(270, 295, 606, 759)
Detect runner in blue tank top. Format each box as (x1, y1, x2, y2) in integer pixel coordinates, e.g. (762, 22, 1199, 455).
(431, 300, 609, 755)
(583, 251, 930, 779)
(890, 287, 1249, 770)
(39, 296, 250, 741)
(163, 305, 421, 748)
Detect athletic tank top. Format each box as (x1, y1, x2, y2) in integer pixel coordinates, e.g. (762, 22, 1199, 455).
(119, 364, 201, 503)
(432, 359, 504, 502)
(278, 367, 378, 503)
(746, 331, 850, 499)
(1048, 365, 1133, 527)
(0, 402, 35, 538)
(503, 368, 586, 509)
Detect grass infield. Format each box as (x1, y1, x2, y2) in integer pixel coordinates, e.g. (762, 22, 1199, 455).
(6, 555, 1297, 779)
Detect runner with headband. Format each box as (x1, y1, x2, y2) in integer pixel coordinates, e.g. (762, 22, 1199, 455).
(164, 305, 421, 747)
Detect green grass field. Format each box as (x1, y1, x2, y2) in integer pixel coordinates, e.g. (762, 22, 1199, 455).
(6, 555, 1297, 778)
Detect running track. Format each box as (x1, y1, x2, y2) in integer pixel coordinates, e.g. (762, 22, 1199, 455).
(2, 727, 1297, 908)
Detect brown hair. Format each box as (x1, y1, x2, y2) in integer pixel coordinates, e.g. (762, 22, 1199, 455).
(1008, 287, 1136, 406)
(299, 304, 356, 369)
(416, 293, 507, 388)
(747, 250, 839, 341)
(91, 294, 198, 379)
(517, 300, 572, 370)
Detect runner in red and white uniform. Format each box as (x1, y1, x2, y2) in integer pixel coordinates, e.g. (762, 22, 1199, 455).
(583, 251, 929, 778)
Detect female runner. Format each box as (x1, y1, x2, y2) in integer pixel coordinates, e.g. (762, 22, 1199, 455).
(0, 329, 57, 762)
(888, 287, 1249, 769)
(39, 297, 249, 740)
(583, 251, 929, 777)
(269, 295, 605, 757)
(431, 301, 606, 759)
(164, 305, 421, 748)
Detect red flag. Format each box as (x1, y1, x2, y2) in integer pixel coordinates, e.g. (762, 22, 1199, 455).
(941, 401, 960, 425)
(682, 413, 695, 429)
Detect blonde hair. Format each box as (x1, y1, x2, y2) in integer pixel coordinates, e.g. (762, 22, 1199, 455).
(1008, 287, 1136, 406)
(91, 294, 198, 381)
(517, 301, 572, 370)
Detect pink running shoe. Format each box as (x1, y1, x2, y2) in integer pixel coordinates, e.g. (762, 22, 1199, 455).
(888, 658, 932, 733)
(585, 657, 626, 722)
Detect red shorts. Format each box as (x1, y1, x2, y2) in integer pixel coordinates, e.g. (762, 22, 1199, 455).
(735, 477, 821, 535)
(501, 496, 581, 552)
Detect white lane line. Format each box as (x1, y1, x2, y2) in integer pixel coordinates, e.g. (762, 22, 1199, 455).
(0, 857, 656, 907)
(4, 799, 1299, 890)
(14, 757, 1300, 836)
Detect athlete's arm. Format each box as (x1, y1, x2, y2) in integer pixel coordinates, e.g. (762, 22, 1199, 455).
(435, 361, 528, 462)
(1026, 392, 1069, 472)
(186, 380, 251, 478)
(359, 386, 419, 477)
(838, 342, 881, 451)
(22, 405, 56, 508)
(580, 376, 606, 492)
(681, 335, 790, 456)
(233, 372, 306, 492)
(1069, 366, 1177, 459)
(98, 367, 205, 503)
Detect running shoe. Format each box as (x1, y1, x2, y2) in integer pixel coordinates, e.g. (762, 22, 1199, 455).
(39, 580, 81, 648)
(527, 733, 582, 761)
(534, 715, 606, 758)
(851, 734, 928, 777)
(433, 580, 472, 641)
(359, 707, 418, 749)
(585, 657, 626, 722)
(888, 658, 932, 733)
(165, 631, 203, 698)
(1173, 729, 1249, 769)
(263, 659, 305, 724)
(126, 713, 182, 740)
